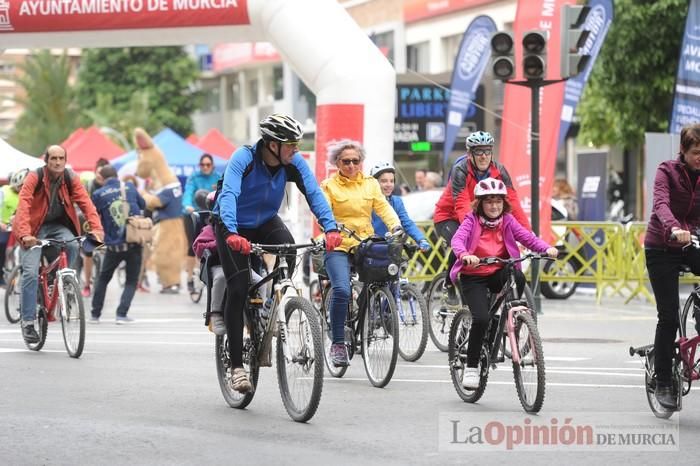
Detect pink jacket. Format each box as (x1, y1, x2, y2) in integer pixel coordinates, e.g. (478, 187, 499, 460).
(193, 224, 217, 258)
(449, 212, 550, 284)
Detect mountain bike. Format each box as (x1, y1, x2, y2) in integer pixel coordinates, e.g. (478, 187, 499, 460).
(319, 226, 401, 388)
(24, 236, 87, 358)
(213, 240, 325, 423)
(629, 236, 700, 418)
(448, 254, 551, 413)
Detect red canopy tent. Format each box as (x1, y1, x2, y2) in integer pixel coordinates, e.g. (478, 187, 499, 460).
(196, 128, 236, 159)
(186, 134, 199, 144)
(61, 128, 85, 150)
(61, 126, 125, 172)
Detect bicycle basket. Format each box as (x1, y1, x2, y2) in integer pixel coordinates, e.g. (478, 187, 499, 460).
(353, 237, 403, 283)
(311, 250, 326, 276)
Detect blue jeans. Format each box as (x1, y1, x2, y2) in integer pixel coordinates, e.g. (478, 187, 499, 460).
(324, 251, 351, 344)
(20, 223, 79, 322)
(91, 245, 143, 318)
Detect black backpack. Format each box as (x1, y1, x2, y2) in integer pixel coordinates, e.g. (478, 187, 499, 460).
(32, 166, 75, 197)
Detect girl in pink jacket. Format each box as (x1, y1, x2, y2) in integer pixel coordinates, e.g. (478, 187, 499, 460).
(450, 178, 557, 389)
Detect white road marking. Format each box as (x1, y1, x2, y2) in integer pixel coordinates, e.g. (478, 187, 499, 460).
(0, 347, 99, 354)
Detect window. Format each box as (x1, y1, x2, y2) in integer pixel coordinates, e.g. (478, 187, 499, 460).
(228, 74, 241, 110)
(442, 33, 463, 70)
(407, 42, 429, 73)
(201, 87, 220, 113)
(273, 66, 284, 100)
(248, 78, 259, 106)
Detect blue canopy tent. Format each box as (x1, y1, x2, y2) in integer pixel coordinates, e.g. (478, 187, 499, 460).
(111, 128, 227, 187)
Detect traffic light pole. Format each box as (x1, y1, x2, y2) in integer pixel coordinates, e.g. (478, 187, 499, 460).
(509, 78, 565, 314)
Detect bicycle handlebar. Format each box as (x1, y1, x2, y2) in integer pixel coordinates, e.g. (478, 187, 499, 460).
(250, 240, 324, 256)
(477, 253, 556, 266)
(29, 235, 89, 251)
(669, 232, 700, 250)
(337, 223, 405, 243)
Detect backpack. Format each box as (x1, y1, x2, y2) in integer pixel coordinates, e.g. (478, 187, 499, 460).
(32, 166, 74, 197)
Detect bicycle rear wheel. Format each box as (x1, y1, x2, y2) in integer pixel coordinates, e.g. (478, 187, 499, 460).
(448, 309, 488, 403)
(4, 266, 21, 324)
(361, 285, 399, 388)
(59, 274, 85, 358)
(321, 284, 348, 378)
(396, 282, 428, 362)
(215, 326, 259, 409)
(679, 291, 700, 338)
(511, 312, 546, 413)
(276, 297, 324, 423)
(427, 272, 456, 352)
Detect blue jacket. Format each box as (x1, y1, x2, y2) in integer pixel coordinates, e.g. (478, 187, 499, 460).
(182, 170, 221, 212)
(214, 141, 337, 235)
(92, 178, 146, 246)
(372, 195, 426, 243)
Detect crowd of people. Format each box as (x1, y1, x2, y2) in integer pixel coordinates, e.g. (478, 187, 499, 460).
(2, 114, 697, 406)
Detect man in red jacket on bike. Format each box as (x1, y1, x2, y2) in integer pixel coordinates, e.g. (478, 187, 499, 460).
(433, 131, 530, 303)
(13, 145, 104, 344)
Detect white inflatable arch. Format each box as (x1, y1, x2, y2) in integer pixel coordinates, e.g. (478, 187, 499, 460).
(0, 0, 395, 176)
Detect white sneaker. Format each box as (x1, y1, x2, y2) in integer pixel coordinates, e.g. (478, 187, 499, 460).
(209, 313, 226, 336)
(462, 367, 480, 389)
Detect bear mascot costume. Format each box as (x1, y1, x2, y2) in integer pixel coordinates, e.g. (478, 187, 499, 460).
(134, 128, 186, 294)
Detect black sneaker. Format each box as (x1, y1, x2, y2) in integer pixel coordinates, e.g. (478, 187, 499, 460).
(445, 284, 459, 306)
(655, 383, 677, 410)
(22, 323, 40, 344)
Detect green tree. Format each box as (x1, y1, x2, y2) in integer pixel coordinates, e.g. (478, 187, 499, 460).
(577, 0, 687, 148)
(10, 50, 81, 156)
(76, 47, 201, 139)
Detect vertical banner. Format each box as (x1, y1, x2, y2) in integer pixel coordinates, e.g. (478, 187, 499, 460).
(443, 15, 497, 166)
(558, 0, 614, 147)
(669, 0, 700, 133)
(577, 152, 608, 221)
(498, 0, 573, 242)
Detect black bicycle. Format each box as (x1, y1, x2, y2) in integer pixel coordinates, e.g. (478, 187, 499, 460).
(319, 226, 401, 388)
(211, 240, 325, 423)
(448, 254, 552, 413)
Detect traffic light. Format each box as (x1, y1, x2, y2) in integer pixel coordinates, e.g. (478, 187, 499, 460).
(490, 31, 515, 81)
(560, 5, 591, 78)
(522, 30, 547, 80)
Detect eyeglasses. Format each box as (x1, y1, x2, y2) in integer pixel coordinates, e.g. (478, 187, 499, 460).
(472, 148, 493, 157)
(283, 141, 300, 148)
(340, 158, 361, 166)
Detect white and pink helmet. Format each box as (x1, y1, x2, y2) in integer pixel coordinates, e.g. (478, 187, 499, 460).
(474, 177, 507, 198)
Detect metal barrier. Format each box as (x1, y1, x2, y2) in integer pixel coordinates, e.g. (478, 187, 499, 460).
(402, 219, 688, 305)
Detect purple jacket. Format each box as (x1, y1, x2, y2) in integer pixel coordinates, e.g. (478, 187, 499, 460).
(193, 224, 217, 258)
(449, 212, 550, 284)
(645, 158, 700, 249)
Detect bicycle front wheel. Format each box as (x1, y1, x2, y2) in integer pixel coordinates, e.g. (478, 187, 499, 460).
(59, 274, 85, 358)
(361, 285, 399, 388)
(511, 312, 546, 413)
(215, 327, 259, 409)
(680, 291, 700, 338)
(4, 266, 21, 324)
(276, 297, 324, 423)
(643, 349, 674, 419)
(427, 272, 456, 352)
(396, 282, 428, 362)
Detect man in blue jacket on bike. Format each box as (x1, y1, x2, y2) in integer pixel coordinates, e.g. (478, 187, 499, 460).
(212, 113, 342, 393)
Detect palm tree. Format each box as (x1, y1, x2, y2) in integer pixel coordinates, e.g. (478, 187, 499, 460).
(10, 50, 81, 155)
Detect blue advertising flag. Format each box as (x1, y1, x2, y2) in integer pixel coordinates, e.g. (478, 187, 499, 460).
(558, 0, 614, 148)
(443, 15, 496, 166)
(670, 0, 700, 134)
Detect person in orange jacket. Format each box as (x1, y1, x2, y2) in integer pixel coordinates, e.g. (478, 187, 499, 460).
(13, 145, 104, 344)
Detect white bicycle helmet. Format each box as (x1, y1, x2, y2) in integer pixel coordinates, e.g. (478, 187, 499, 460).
(465, 130, 495, 148)
(370, 161, 395, 179)
(474, 177, 507, 198)
(9, 168, 29, 191)
(259, 114, 304, 143)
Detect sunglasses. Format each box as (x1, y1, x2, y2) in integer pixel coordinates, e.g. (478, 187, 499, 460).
(199, 163, 212, 167)
(472, 148, 493, 157)
(340, 158, 361, 166)
(282, 141, 300, 148)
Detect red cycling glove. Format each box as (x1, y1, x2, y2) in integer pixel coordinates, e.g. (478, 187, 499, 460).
(324, 230, 343, 252)
(226, 234, 251, 255)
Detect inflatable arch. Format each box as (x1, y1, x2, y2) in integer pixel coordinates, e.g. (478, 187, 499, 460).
(0, 0, 395, 176)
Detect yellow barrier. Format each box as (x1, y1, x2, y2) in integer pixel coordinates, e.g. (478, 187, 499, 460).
(402, 219, 680, 305)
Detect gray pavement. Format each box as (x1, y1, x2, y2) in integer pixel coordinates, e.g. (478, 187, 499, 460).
(1, 279, 698, 465)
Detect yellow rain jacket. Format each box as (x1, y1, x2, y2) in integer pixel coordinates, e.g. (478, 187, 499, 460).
(321, 172, 400, 252)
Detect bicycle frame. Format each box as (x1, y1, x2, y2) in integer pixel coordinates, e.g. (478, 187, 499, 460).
(678, 335, 700, 385)
(39, 246, 76, 321)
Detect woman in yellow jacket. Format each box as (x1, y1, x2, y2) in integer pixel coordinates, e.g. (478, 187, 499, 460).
(321, 139, 401, 367)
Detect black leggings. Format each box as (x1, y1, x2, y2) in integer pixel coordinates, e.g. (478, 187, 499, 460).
(215, 216, 295, 368)
(459, 268, 525, 367)
(435, 219, 460, 286)
(646, 247, 700, 384)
